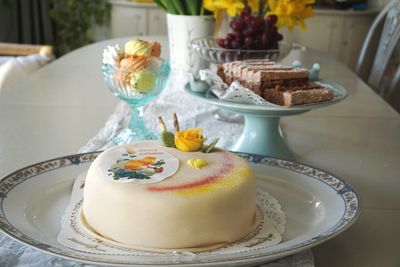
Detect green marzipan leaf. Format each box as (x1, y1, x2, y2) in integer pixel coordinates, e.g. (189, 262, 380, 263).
(203, 138, 219, 153)
(161, 131, 175, 147)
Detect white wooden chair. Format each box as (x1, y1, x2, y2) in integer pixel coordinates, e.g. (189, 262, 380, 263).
(387, 60, 400, 110)
(356, 0, 400, 111)
(0, 43, 54, 91)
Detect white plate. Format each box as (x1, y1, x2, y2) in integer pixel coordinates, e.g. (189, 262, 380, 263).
(0, 152, 360, 266)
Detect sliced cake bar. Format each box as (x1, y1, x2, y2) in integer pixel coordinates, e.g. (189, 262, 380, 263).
(214, 60, 334, 106)
(217, 60, 309, 94)
(264, 84, 334, 106)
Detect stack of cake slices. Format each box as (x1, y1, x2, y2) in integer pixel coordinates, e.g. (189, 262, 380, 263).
(215, 59, 334, 106)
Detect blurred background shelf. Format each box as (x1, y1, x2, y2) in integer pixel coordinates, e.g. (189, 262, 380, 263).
(107, 1, 379, 71)
(108, 0, 166, 37)
(282, 7, 380, 71)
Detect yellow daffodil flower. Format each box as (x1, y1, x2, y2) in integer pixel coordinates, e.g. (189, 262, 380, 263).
(204, 0, 245, 17)
(267, 0, 315, 30)
(247, 0, 260, 14)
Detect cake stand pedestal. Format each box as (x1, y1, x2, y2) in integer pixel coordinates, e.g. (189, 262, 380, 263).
(184, 80, 347, 160)
(231, 115, 299, 160)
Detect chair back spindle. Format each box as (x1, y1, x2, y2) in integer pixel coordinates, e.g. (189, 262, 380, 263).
(357, 0, 400, 96)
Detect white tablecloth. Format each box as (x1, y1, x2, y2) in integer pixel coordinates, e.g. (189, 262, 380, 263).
(0, 79, 314, 267)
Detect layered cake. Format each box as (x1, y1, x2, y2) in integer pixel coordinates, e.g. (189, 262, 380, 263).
(216, 59, 333, 106)
(82, 141, 258, 252)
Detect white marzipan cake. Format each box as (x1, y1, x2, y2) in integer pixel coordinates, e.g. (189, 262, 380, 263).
(82, 141, 258, 252)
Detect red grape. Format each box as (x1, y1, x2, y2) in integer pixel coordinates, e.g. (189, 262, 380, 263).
(217, 38, 225, 48)
(216, 6, 282, 51)
(266, 15, 278, 25)
(233, 31, 242, 39)
(235, 18, 244, 25)
(251, 17, 264, 29)
(224, 39, 232, 49)
(241, 6, 252, 16)
(253, 37, 260, 49)
(242, 14, 253, 23)
(244, 37, 254, 49)
(226, 33, 235, 42)
(261, 33, 269, 46)
(229, 20, 245, 31)
(242, 28, 253, 37)
(231, 40, 241, 49)
(249, 27, 258, 36)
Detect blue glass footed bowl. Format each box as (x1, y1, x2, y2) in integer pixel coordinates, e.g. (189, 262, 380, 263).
(102, 59, 170, 145)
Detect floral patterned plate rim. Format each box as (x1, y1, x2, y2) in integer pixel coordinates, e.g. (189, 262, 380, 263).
(0, 151, 361, 266)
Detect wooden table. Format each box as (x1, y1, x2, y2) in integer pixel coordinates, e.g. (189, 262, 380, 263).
(0, 36, 399, 267)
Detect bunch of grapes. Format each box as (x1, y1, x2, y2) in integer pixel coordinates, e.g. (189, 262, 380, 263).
(217, 6, 283, 50)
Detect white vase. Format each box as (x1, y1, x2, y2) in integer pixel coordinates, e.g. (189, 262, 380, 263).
(166, 14, 215, 83)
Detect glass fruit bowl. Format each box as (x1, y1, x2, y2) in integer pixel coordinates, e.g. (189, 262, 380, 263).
(102, 59, 170, 144)
(191, 36, 292, 64)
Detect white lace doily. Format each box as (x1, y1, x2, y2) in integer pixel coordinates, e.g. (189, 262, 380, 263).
(57, 173, 286, 256)
(199, 69, 279, 106)
(197, 69, 343, 107)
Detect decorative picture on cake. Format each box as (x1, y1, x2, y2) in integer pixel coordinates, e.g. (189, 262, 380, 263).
(106, 147, 179, 184)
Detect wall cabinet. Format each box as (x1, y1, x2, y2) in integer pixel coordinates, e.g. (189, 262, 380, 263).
(109, 0, 167, 37)
(284, 8, 379, 70)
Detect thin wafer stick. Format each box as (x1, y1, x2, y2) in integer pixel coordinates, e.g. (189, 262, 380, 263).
(157, 116, 167, 132)
(173, 113, 180, 132)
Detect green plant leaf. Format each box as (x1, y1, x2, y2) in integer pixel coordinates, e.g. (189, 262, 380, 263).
(153, 0, 166, 10)
(171, 0, 185, 15)
(49, 0, 110, 55)
(185, 0, 196, 15)
(159, 0, 178, 14)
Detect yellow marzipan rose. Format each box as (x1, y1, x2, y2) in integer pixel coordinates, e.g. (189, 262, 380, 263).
(175, 128, 205, 152)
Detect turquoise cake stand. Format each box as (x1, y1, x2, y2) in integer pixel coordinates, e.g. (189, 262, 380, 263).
(184, 80, 347, 160)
